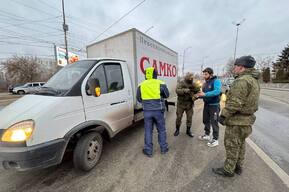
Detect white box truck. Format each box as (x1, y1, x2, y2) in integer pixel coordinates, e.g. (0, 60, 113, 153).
(0, 28, 178, 171)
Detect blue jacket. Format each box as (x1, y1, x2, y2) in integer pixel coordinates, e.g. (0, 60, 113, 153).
(202, 76, 221, 105)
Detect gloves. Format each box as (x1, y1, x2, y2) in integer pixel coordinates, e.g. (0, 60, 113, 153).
(219, 115, 226, 125)
(192, 95, 198, 101)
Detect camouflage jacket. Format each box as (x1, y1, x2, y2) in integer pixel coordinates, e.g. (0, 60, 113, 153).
(221, 69, 260, 126)
(176, 80, 200, 104)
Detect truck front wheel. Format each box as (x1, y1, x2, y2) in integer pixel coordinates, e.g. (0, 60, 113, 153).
(73, 132, 103, 171)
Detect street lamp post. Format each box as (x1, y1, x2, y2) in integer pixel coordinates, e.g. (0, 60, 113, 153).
(182, 46, 192, 77)
(233, 19, 245, 61)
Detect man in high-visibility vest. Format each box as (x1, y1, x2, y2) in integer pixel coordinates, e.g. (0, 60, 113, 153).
(137, 67, 170, 157)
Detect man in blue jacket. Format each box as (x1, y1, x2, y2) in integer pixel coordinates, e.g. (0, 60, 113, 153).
(196, 67, 222, 147)
(137, 67, 170, 157)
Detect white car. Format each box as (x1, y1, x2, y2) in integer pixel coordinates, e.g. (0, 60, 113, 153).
(12, 82, 45, 95)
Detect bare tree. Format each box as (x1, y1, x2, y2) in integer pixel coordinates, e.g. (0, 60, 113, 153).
(225, 58, 235, 76)
(3, 56, 41, 84)
(255, 56, 274, 71)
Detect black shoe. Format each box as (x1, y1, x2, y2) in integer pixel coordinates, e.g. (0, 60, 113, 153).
(142, 149, 152, 158)
(212, 167, 234, 177)
(161, 148, 169, 154)
(174, 129, 180, 136)
(235, 165, 242, 175)
(186, 127, 194, 137)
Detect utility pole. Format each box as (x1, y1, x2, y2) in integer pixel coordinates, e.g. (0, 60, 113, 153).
(233, 19, 245, 61)
(62, 0, 69, 65)
(53, 43, 57, 63)
(182, 46, 192, 77)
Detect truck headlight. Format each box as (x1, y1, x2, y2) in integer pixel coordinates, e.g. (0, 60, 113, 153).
(1, 120, 34, 142)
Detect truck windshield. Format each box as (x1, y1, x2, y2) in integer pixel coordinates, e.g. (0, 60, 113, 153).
(37, 60, 96, 96)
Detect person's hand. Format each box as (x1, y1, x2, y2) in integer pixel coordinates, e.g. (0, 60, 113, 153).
(197, 92, 205, 97)
(219, 115, 226, 125)
(192, 95, 198, 101)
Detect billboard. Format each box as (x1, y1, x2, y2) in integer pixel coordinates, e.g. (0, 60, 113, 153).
(56, 47, 79, 66)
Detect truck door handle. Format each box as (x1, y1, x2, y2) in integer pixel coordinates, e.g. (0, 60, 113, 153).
(110, 101, 126, 105)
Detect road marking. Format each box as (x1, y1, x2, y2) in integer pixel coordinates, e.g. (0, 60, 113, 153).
(0, 98, 18, 102)
(261, 87, 289, 92)
(261, 93, 289, 106)
(247, 138, 289, 188)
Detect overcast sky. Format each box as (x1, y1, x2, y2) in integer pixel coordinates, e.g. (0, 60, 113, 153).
(1, 0, 289, 74)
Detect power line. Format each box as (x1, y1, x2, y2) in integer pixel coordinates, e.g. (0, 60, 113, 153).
(67, 15, 105, 29)
(0, 52, 54, 57)
(0, 28, 59, 45)
(0, 12, 24, 21)
(0, 16, 61, 28)
(10, 0, 59, 17)
(0, 33, 63, 40)
(0, 11, 59, 22)
(88, 0, 147, 44)
(67, 19, 103, 34)
(0, 41, 53, 48)
(37, 0, 62, 13)
(0, 36, 62, 46)
(0, 9, 62, 32)
(34, 1, 112, 43)
(3, 0, 102, 54)
(0, 24, 61, 42)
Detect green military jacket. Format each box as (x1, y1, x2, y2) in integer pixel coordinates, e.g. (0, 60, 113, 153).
(221, 68, 260, 126)
(176, 80, 200, 104)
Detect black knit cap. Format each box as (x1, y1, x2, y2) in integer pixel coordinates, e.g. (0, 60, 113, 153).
(202, 67, 214, 75)
(234, 55, 256, 68)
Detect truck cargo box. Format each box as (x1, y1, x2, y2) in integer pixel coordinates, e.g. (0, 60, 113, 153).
(87, 28, 178, 109)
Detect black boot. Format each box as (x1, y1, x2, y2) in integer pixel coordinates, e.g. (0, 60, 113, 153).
(212, 167, 234, 177)
(174, 127, 180, 136)
(186, 127, 194, 137)
(235, 165, 243, 175)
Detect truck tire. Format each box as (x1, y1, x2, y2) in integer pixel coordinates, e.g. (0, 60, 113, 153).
(17, 90, 25, 95)
(73, 132, 103, 171)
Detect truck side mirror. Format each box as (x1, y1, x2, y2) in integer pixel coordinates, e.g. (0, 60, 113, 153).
(88, 78, 101, 97)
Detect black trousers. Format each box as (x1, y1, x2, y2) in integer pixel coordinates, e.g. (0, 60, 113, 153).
(203, 104, 220, 140)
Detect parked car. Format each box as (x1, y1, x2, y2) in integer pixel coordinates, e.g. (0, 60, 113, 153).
(8, 83, 25, 93)
(12, 82, 45, 95)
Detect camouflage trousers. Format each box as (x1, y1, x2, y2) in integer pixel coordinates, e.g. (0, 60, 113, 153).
(224, 125, 252, 174)
(175, 102, 194, 128)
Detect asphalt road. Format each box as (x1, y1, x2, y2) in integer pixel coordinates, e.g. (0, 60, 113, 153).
(0, 93, 21, 107)
(260, 88, 289, 105)
(251, 92, 289, 175)
(0, 99, 287, 192)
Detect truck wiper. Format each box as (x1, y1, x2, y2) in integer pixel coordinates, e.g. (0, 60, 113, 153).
(35, 86, 61, 96)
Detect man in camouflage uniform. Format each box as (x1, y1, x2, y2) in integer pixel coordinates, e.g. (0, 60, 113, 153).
(174, 72, 201, 137)
(212, 55, 260, 177)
